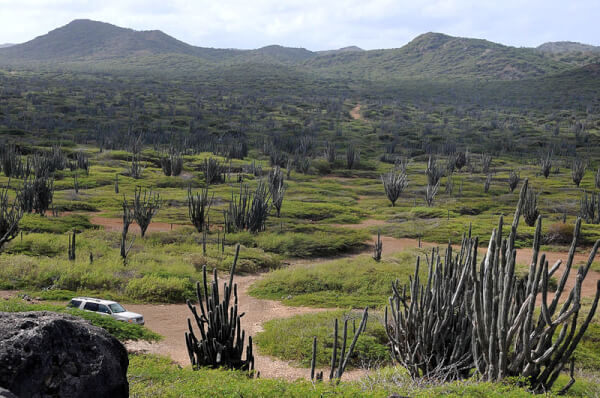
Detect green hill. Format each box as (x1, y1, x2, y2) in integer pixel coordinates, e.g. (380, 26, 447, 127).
(1, 20, 599, 82)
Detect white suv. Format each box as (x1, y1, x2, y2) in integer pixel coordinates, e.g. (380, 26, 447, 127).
(68, 297, 145, 325)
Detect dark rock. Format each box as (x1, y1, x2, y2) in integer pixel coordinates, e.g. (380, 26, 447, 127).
(0, 311, 128, 398)
(0, 387, 18, 398)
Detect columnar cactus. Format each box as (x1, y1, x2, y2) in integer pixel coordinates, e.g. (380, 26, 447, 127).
(571, 158, 586, 187)
(0, 184, 22, 251)
(386, 180, 600, 394)
(188, 186, 213, 232)
(185, 245, 255, 372)
(310, 308, 368, 383)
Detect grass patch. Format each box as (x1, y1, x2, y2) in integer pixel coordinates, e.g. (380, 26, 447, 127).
(255, 310, 390, 369)
(250, 251, 422, 308)
(127, 354, 599, 397)
(229, 228, 368, 257)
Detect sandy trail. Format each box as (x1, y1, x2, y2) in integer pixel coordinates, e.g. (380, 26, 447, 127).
(349, 104, 363, 120)
(89, 214, 183, 234)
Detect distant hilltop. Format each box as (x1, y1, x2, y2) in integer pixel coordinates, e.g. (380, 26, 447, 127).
(1, 19, 599, 81)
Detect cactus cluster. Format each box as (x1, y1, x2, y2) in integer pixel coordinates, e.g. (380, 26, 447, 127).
(386, 181, 600, 393)
(185, 245, 255, 372)
(580, 191, 600, 224)
(381, 169, 408, 207)
(268, 166, 286, 217)
(225, 183, 271, 233)
(188, 186, 213, 233)
(203, 158, 225, 184)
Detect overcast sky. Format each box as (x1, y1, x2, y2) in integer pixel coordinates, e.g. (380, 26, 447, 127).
(0, 0, 598, 50)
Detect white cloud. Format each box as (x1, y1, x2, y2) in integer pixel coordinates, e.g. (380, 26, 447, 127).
(0, 0, 598, 50)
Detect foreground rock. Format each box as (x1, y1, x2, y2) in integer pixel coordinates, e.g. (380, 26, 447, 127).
(0, 311, 128, 397)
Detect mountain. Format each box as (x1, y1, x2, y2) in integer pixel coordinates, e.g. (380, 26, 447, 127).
(0, 43, 14, 48)
(537, 41, 600, 54)
(0, 21, 596, 81)
(0, 19, 240, 62)
(302, 32, 571, 80)
(317, 46, 364, 56)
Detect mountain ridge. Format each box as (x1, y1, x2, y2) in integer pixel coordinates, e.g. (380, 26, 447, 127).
(0, 19, 597, 81)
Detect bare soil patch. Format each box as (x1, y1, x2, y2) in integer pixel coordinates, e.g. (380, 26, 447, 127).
(349, 104, 362, 120)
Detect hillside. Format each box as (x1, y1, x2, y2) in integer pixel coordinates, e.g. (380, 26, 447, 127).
(537, 41, 600, 53)
(0, 20, 598, 82)
(303, 32, 573, 80)
(0, 19, 240, 62)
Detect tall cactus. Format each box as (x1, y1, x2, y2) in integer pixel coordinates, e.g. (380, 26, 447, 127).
(571, 158, 586, 187)
(540, 153, 552, 178)
(522, 186, 539, 227)
(0, 184, 22, 251)
(386, 180, 600, 393)
(469, 180, 600, 393)
(268, 166, 286, 217)
(68, 230, 76, 261)
(310, 308, 368, 383)
(185, 245, 255, 372)
(508, 170, 520, 193)
(386, 237, 476, 381)
(188, 186, 213, 233)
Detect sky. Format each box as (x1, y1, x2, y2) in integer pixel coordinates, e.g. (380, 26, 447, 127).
(0, 0, 598, 51)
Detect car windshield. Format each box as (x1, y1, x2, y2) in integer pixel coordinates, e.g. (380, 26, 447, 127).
(108, 303, 126, 313)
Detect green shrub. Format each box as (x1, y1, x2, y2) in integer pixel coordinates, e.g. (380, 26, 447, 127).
(250, 252, 421, 307)
(125, 275, 195, 303)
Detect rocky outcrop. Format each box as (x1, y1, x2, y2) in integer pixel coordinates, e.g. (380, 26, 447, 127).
(0, 311, 128, 398)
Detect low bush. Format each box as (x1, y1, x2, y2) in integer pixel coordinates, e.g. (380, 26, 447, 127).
(545, 222, 575, 244)
(125, 274, 195, 303)
(250, 252, 422, 307)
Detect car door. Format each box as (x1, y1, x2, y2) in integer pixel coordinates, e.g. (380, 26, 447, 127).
(83, 302, 99, 313)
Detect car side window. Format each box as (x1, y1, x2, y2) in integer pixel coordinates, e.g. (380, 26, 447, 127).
(83, 302, 99, 312)
(97, 304, 110, 314)
(68, 300, 81, 308)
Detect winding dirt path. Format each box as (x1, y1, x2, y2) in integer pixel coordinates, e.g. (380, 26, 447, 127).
(349, 104, 363, 120)
(89, 214, 183, 234)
